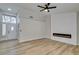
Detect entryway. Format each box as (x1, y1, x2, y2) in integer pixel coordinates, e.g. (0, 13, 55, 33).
(0, 14, 19, 41)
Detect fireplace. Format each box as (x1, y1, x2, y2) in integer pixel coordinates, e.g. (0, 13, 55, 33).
(53, 33, 71, 38)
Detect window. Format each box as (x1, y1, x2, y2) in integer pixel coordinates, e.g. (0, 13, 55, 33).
(5, 16, 10, 23)
(2, 24, 6, 36)
(11, 26, 14, 31)
(2, 16, 5, 22)
(11, 17, 16, 23)
(2, 15, 16, 24)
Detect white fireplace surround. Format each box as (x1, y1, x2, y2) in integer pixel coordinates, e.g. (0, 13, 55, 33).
(48, 12, 79, 45)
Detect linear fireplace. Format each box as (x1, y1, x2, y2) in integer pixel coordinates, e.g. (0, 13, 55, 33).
(53, 33, 71, 38)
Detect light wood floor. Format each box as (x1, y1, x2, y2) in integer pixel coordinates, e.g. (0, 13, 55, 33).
(0, 38, 79, 55)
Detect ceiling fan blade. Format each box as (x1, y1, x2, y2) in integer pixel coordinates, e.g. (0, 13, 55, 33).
(37, 5, 45, 8)
(48, 6, 56, 9)
(40, 8, 46, 12)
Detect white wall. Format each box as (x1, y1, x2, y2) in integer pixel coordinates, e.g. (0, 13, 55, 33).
(43, 15, 51, 38)
(19, 16, 46, 42)
(0, 23, 1, 38)
(51, 12, 77, 45)
(16, 8, 46, 42)
(77, 12, 79, 45)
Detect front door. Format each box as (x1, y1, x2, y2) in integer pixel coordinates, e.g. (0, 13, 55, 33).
(2, 15, 18, 40)
(7, 23, 17, 40)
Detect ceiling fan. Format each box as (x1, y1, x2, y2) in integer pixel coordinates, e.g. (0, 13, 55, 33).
(37, 3, 56, 12)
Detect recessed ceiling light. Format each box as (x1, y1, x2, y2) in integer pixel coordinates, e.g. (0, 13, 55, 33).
(8, 8, 12, 11)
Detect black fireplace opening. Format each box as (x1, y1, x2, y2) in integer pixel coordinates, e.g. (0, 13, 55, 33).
(53, 33, 71, 38)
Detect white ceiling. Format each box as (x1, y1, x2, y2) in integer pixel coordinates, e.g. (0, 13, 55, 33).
(0, 3, 79, 16)
(17, 3, 79, 14)
(18, 3, 79, 21)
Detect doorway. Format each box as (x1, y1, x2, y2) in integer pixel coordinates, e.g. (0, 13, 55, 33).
(1, 14, 19, 40)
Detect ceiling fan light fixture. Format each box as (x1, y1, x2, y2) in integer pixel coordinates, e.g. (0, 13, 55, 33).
(37, 3, 56, 12)
(44, 9, 48, 12)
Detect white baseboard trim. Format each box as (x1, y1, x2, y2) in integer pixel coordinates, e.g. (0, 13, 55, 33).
(18, 38, 45, 43)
